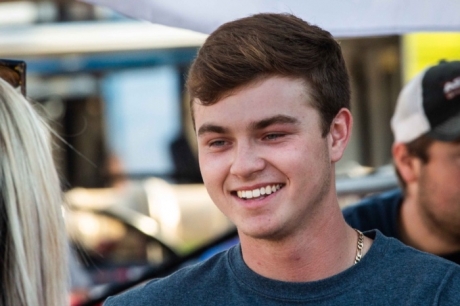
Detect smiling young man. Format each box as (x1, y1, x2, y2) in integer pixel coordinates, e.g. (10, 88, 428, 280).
(104, 14, 460, 305)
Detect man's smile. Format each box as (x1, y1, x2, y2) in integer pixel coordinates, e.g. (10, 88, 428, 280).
(233, 184, 284, 200)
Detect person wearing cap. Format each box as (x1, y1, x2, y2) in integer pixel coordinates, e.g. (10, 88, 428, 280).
(343, 60, 460, 264)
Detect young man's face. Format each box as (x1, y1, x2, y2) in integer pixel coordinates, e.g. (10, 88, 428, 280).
(194, 76, 345, 241)
(416, 140, 460, 240)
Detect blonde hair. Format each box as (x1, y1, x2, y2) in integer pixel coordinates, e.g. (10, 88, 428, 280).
(0, 79, 68, 305)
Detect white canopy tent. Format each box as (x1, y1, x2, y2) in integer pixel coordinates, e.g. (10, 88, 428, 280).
(82, 0, 460, 37)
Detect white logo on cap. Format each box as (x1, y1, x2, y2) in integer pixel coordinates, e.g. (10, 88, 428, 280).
(444, 76, 460, 100)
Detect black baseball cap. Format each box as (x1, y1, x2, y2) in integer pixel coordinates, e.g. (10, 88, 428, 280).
(391, 60, 460, 142)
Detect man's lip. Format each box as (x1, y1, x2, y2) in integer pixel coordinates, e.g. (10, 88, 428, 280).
(231, 183, 284, 192)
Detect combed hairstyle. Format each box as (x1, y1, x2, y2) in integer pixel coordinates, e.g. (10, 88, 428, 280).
(0, 79, 68, 306)
(394, 134, 435, 191)
(186, 13, 350, 136)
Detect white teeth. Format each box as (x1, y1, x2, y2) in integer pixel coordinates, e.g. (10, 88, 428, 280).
(236, 184, 282, 199)
(265, 186, 272, 194)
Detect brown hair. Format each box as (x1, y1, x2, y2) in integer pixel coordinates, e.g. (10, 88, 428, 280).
(186, 13, 350, 136)
(395, 134, 435, 190)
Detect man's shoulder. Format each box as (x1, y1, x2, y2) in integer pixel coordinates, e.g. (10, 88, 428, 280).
(342, 189, 403, 236)
(103, 248, 233, 306)
(343, 189, 402, 214)
(373, 230, 460, 274)
(382, 234, 460, 303)
(368, 231, 460, 295)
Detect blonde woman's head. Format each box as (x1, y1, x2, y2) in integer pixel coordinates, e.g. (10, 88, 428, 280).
(0, 78, 68, 306)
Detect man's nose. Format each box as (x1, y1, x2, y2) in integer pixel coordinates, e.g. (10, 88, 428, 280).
(229, 142, 265, 178)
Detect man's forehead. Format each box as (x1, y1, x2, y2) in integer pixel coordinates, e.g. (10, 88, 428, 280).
(191, 76, 317, 130)
(190, 75, 313, 105)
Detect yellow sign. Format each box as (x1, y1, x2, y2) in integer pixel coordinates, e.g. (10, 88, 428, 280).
(402, 32, 460, 83)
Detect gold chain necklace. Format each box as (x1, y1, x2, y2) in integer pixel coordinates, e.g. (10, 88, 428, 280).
(354, 229, 364, 264)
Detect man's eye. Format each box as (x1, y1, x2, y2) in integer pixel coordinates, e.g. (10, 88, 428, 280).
(209, 140, 227, 147)
(264, 133, 284, 140)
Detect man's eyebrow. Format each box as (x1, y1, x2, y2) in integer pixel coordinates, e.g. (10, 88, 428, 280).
(251, 115, 299, 130)
(197, 124, 229, 137)
(197, 115, 298, 136)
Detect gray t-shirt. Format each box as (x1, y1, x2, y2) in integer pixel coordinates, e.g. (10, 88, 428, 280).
(104, 230, 460, 305)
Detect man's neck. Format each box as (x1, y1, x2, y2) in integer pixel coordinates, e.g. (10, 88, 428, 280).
(238, 206, 370, 282)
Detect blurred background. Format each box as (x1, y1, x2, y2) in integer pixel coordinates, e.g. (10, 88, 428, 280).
(1, 0, 460, 304)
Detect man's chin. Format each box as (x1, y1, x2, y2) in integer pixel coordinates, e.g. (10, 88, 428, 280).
(239, 225, 289, 242)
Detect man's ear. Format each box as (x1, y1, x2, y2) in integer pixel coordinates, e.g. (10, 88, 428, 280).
(392, 143, 420, 183)
(329, 108, 353, 163)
